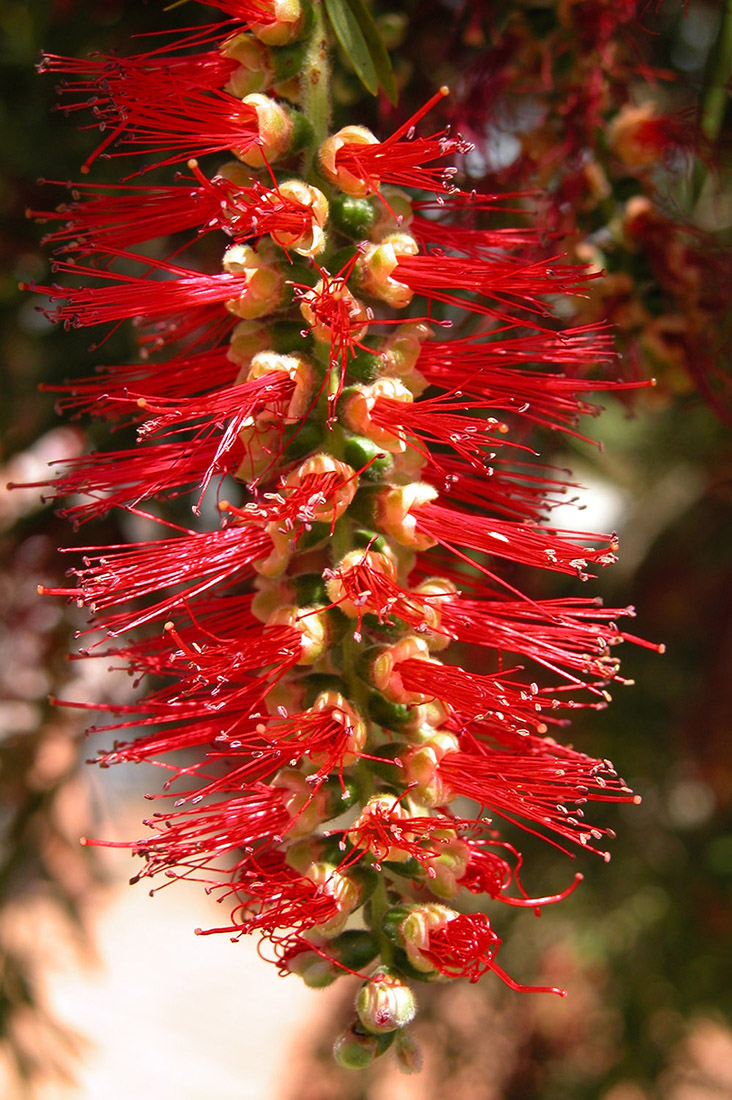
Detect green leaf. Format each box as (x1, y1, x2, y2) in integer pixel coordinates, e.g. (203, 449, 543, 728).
(323, 0, 379, 96)
(344, 0, 398, 105)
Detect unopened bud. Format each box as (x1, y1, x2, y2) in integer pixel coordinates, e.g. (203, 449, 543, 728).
(329, 193, 377, 240)
(394, 1029, 423, 1074)
(333, 1023, 395, 1069)
(356, 967, 416, 1034)
(342, 435, 394, 481)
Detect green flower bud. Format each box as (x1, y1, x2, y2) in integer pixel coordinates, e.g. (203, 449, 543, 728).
(333, 1024, 395, 1069)
(356, 967, 417, 1034)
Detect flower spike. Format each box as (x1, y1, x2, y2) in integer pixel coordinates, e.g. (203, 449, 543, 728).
(29, 3, 658, 1070)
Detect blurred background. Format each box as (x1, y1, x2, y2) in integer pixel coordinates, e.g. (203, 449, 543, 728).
(1, 1, 730, 1097)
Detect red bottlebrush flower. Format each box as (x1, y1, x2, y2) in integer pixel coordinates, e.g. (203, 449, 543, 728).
(31, 2, 659, 1058)
(425, 912, 566, 991)
(30, 249, 281, 329)
(42, 522, 271, 633)
(435, 747, 638, 857)
(202, 854, 344, 940)
(391, 251, 603, 326)
(21, 371, 295, 520)
(319, 87, 470, 197)
(396, 906, 565, 993)
(458, 838, 584, 909)
(380, 490, 618, 577)
(83, 783, 294, 881)
(30, 168, 327, 256)
(42, 347, 238, 421)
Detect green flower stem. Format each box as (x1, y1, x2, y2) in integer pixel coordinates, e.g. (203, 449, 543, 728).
(368, 874, 395, 967)
(300, 0, 331, 176)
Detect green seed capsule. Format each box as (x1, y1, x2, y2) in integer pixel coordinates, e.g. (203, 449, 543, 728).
(329, 194, 377, 239)
(343, 434, 394, 481)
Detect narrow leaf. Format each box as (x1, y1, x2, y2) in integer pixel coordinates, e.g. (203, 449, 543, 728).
(344, 0, 398, 105)
(323, 0, 379, 96)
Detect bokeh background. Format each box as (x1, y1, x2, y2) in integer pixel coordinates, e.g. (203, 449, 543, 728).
(1, 1, 730, 1097)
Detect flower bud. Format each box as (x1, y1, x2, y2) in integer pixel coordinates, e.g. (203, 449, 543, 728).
(333, 1023, 395, 1069)
(222, 33, 274, 96)
(270, 180, 329, 257)
(329, 193, 378, 239)
(299, 280, 370, 345)
(223, 244, 285, 319)
(370, 635, 437, 704)
(342, 435, 394, 481)
(377, 483, 439, 550)
(356, 233, 418, 309)
(394, 1029, 423, 1074)
(356, 967, 417, 1034)
(251, 0, 306, 46)
(243, 350, 315, 421)
(266, 604, 330, 664)
(238, 95, 296, 167)
(319, 126, 379, 196)
(341, 377, 413, 453)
